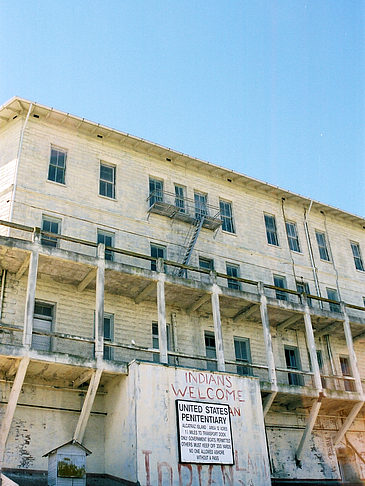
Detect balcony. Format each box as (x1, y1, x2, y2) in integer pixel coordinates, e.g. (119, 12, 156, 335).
(147, 191, 222, 230)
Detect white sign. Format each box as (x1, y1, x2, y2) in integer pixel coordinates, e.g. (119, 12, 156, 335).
(176, 400, 234, 465)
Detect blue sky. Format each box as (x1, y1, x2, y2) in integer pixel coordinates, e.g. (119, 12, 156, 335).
(1, 1, 364, 216)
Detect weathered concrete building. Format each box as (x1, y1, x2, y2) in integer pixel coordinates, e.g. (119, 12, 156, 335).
(0, 97, 364, 485)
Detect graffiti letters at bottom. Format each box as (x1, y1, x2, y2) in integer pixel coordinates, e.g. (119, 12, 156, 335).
(142, 450, 269, 486)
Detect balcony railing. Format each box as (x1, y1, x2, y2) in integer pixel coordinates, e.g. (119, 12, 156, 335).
(147, 191, 222, 230)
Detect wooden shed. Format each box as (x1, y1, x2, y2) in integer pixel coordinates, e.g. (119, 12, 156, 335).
(43, 440, 91, 486)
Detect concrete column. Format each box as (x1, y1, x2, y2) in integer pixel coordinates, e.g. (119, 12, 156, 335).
(157, 258, 168, 364)
(303, 299, 322, 391)
(210, 272, 225, 372)
(258, 282, 277, 390)
(95, 243, 105, 359)
(341, 303, 363, 396)
(22, 229, 41, 348)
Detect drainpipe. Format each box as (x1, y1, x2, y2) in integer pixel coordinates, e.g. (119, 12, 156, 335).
(303, 201, 321, 299)
(322, 210, 341, 300)
(0, 269, 6, 319)
(9, 103, 33, 230)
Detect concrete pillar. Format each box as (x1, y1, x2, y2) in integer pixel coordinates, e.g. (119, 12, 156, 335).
(258, 282, 277, 390)
(210, 272, 225, 372)
(341, 303, 363, 396)
(95, 243, 105, 359)
(157, 258, 168, 364)
(22, 229, 41, 348)
(303, 299, 322, 391)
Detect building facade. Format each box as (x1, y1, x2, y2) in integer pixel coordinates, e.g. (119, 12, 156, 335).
(0, 97, 364, 485)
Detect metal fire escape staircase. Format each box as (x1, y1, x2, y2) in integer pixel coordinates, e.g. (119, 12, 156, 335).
(177, 216, 205, 277)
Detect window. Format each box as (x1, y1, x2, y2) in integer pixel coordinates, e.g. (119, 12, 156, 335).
(199, 257, 214, 271)
(351, 242, 364, 271)
(340, 356, 354, 392)
(174, 185, 185, 212)
(103, 313, 114, 360)
(315, 231, 330, 261)
(32, 301, 53, 351)
(284, 346, 303, 386)
(150, 243, 166, 271)
(316, 350, 326, 388)
(149, 178, 163, 207)
(327, 288, 340, 313)
(41, 216, 61, 248)
(205, 332, 217, 371)
(194, 192, 207, 220)
(220, 200, 235, 233)
(99, 163, 116, 199)
(226, 263, 241, 290)
(264, 214, 279, 246)
(296, 281, 312, 307)
(274, 275, 287, 301)
(286, 221, 300, 252)
(48, 147, 67, 184)
(152, 322, 171, 363)
(97, 229, 114, 261)
(234, 338, 252, 376)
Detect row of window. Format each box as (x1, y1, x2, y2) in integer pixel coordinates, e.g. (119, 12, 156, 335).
(47, 148, 364, 272)
(33, 301, 354, 390)
(40, 215, 364, 309)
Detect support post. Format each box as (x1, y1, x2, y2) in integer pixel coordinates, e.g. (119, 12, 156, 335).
(73, 368, 103, 443)
(22, 229, 40, 348)
(157, 258, 168, 364)
(341, 303, 363, 396)
(0, 357, 30, 468)
(210, 272, 225, 372)
(334, 401, 364, 446)
(303, 298, 322, 391)
(263, 392, 277, 417)
(295, 397, 322, 462)
(258, 282, 277, 392)
(95, 243, 105, 359)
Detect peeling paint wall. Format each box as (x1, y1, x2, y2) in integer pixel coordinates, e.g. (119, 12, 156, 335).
(0, 382, 105, 473)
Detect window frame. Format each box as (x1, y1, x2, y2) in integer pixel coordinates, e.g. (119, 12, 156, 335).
(199, 257, 214, 271)
(339, 355, 354, 392)
(99, 162, 116, 199)
(150, 243, 166, 271)
(194, 191, 208, 220)
(326, 287, 341, 313)
(350, 241, 364, 272)
(48, 146, 67, 185)
(296, 281, 312, 307)
(32, 300, 55, 352)
(273, 275, 288, 301)
(103, 313, 114, 361)
(285, 221, 301, 253)
(97, 229, 115, 261)
(41, 215, 61, 248)
(174, 184, 186, 213)
(219, 200, 235, 234)
(234, 337, 252, 376)
(264, 214, 279, 246)
(152, 321, 171, 363)
(149, 177, 164, 207)
(284, 345, 304, 386)
(226, 263, 241, 290)
(315, 230, 330, 262)
(204, 331, 217, 371)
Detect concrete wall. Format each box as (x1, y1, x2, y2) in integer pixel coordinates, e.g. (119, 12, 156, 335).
(6, 117, 365, 309)
(108, 362, 271, 486)
(0, 382, 105, 473)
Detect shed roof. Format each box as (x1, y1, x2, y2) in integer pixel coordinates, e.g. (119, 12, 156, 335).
(43, 440, 92, 457)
